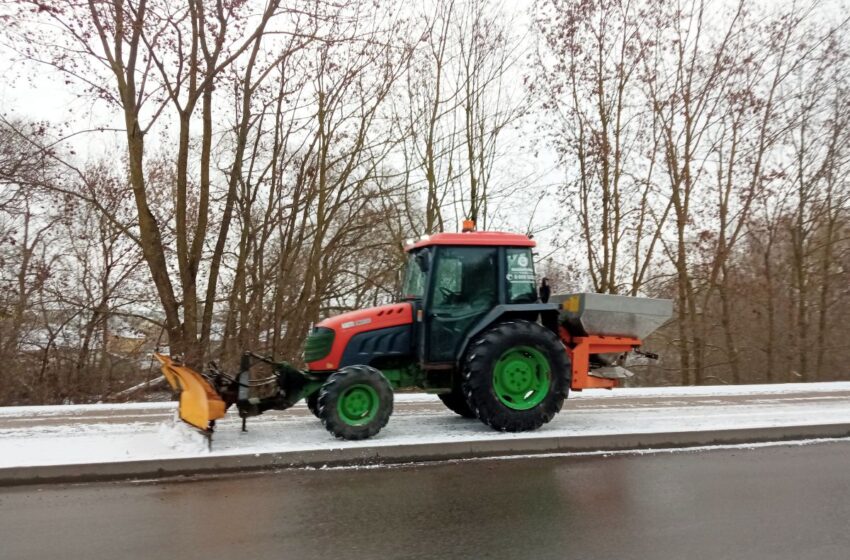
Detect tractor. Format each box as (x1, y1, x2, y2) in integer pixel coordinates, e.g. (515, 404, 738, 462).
(156, 229, 672, 441)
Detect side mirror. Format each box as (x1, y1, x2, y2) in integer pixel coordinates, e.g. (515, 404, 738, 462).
(415, 249, 431, 273)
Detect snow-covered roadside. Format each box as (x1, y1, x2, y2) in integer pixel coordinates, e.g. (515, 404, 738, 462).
(0, 401, 175, 418)
(572, 381, 850, 397)
(3, 381, 849, 417)
(1, 382, 849, 469)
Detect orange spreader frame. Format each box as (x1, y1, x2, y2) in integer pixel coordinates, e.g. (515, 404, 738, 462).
(559, 327, 641, 391)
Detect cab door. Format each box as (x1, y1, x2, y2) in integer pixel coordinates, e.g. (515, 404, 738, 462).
(424, 246, 498, 363)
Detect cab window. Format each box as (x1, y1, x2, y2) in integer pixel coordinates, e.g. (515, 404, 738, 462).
(401, 250, 427, 299)
(431, 247, 497, 311)
(506, 248, 537, 303)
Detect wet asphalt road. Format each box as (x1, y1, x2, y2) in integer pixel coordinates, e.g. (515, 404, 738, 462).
(1, 441, 849, 560)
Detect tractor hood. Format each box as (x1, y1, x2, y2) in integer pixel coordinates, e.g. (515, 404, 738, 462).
(305, 302, 414, 371)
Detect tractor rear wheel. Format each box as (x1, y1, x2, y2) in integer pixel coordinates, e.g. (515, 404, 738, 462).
(438, 388, 476, 418)
(462, 320, 569, 432)
(317, 365, 393, 440)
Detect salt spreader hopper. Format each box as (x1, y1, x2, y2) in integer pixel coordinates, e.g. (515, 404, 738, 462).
(156, 230, 672, 441)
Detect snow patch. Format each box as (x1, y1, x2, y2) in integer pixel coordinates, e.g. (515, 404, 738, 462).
(156, 414, 210, 454)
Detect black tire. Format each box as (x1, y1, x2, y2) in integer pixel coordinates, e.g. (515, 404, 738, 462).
(317, 365, 393, 440)
(305, 390, 320, 418)
(462, 320, 569, 432)
(438, 388, 476, 418)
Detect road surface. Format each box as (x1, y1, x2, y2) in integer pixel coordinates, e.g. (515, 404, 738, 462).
(1, 440, 848, 560)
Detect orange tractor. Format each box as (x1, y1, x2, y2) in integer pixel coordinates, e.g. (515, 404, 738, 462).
(157, 230, 671, 440)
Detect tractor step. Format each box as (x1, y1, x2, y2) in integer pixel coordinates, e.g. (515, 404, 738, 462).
(588, 365, 635, 380)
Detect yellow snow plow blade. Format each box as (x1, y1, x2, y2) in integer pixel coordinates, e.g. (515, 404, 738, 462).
(154, 353, 226, 432)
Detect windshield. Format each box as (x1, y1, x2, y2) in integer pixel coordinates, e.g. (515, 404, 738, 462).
(401, 250, 427, 299)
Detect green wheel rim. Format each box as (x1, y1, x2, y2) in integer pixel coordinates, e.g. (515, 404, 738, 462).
(492, 345, 551, 410)
(337, 384, 380, 426)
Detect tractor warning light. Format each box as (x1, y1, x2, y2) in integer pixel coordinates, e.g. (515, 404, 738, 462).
(462, 219, 476, 232)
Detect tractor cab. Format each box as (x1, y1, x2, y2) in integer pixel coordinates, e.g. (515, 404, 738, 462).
(400, 232, 554, 366)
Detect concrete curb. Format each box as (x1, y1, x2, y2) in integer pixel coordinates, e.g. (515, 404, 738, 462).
(2, 423, 849, 486)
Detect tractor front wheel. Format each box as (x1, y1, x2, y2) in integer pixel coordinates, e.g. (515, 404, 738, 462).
(317, 365, 393, 440)
(463, 320, 569, 432)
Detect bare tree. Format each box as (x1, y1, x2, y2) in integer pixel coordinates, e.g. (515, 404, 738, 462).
(532, 0, 670, 295)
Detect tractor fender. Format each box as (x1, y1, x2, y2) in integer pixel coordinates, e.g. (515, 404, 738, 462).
(338, 324, 413, 368)
(455, 303, 560, 366)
